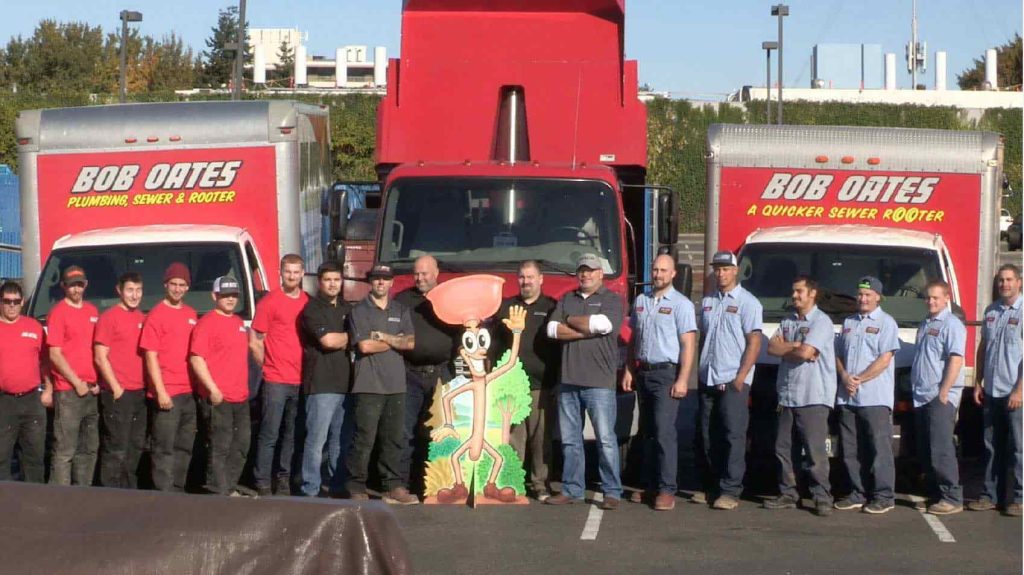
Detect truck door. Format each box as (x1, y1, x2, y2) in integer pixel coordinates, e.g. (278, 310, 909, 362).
(624, 185, 689, 298)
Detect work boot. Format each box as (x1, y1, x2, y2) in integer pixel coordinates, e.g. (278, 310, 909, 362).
(483, 482, 518, 503)
(273, 476, 292, 496)
(383, 487, 420, 505)
(966, 498, 996, 512)
(763, 495, 798, 510)
(712, 495, 739, 510)
(1003, 503, 1022, 517)
(927, 500, 963, 515)
(599, 497, 620, 511)
(690, 491, 707, 504)
(814, 500, 833, 517)
(435, 483, 469, 504)
(654, 493, 676, 511)
(545, 494, 579, 505)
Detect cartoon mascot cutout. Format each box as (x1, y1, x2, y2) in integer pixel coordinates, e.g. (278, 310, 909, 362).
(423, 275, 532, 505)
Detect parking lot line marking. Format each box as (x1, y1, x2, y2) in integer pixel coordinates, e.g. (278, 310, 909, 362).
(580, 505, 604, 541)
(920, 512, 957, 543)
(906, 494, 956, 543)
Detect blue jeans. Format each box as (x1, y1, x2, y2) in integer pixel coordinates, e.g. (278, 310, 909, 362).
(981, 396, 1023, 506)
(300, 393, 354, 496)
(558, 384, 622, 500)
(254, 382, 300, 490)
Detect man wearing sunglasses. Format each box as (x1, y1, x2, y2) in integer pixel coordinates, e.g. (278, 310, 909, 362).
(0, 281, 50, 482)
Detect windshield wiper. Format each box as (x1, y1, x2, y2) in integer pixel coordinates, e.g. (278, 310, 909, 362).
(384, 257, 465, 273)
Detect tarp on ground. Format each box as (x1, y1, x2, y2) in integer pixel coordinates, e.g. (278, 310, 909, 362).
(0, 481, 412, 575)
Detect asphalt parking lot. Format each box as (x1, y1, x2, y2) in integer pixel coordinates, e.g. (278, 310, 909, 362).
(392, 487, 1021, 575)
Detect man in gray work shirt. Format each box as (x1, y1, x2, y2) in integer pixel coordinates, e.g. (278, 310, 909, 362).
(765, 274, 836, 517)
(345, 264, 419, 505)
(834, 276, 901, 514)
(545, 253, 625, 510)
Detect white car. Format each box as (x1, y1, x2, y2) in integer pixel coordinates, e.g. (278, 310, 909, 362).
(1001, 208, 1014, 237)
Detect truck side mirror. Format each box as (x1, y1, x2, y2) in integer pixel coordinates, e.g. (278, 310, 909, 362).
(673, 262, 692, 298)
(657, 189, 679, 247)
(326, 240, 347, 269)
(327, 188, 350, 242)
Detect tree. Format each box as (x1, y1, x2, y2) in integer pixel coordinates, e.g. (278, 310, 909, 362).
(487, 351, 531, 445)
(200, 5, 248, 88)
(0, 20, 109, 94)
(276, 39, 295, 85)
(957, 34, 1023, 91)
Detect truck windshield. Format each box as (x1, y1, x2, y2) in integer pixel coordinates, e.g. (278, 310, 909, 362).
(29, 243, 249, 322)
(378, 177, 622, 275)
(738, 243, 942, 327)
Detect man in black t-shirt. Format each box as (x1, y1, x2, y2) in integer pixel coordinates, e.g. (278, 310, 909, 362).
(493, 260, 559, 501)
(395, 255, 459, 492)
(299, 262, 353, 497)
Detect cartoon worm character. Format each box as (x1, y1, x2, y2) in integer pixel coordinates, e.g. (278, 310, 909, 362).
(428, 279, 526, 503)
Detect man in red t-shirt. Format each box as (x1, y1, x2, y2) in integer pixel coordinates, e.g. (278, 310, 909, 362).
(250, 253, 309, 495)
(48, 265, 100, 486)
(140, 262, 198, 492)
(0, 281, 51, 483)
(191, 276, 250, 495)
(94, 271, 146, 488)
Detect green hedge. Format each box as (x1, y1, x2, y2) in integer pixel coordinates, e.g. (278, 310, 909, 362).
(1, 93, 1019, 231)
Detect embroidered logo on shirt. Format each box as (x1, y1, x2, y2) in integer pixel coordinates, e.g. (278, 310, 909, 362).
(1010, 318, 1020, 326)
(866, 327, 880, 334)
(726, 306, 739, 313)
(387, 317, 401, 323)
(927, 328, 940, 336)
(798, 327, 810, 334)
(188, 319, 197, 326)
(703, 306, 712, 312)
(636, 307, 645, 313)
(90, 317, 99, 323)
(239, 327, 247, 333)
(658, 307, 672, 315)
(843, 328, 852, 334)
(532, 311, 547, 317)
(587, 302, 602, 307)
(21, 331, 39, 340)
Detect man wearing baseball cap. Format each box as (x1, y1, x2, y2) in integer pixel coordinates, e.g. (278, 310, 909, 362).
(190, 276, 250, 495)
(695, 251, 763, 510)
(546, 253, 624, 509)
(48, 265, 101, 486)
(346, 263, 420, 504)
(140, 262, 198, 491)
(834, 276, 901, 514)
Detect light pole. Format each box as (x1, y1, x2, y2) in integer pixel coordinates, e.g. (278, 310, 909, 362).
(232, 0, 247, 100)
(762, 41, 778, 124)
(119, 10, 142, 103)
(770, 4, 788, 125)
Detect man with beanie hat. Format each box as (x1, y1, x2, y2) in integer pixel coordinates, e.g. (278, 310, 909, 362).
(141, 262, 198, 491)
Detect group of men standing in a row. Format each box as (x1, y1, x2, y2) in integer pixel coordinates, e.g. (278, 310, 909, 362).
(0, 251, 1020, 518)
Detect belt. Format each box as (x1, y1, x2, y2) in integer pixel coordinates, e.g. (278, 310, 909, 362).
(638, 361, 676, 372)
(2, 389, 38, 398)
(407, 362, 447, 375)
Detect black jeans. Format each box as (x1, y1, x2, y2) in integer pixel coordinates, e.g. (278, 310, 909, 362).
(775, 405, 832, 504)
(200, 399, 251, 495)
(347, 393, 406, 494)
(837, 405, 895, 505)
(150, 394, 197, 492)
(50, 390, 99, 486)
(0, 392, 47, 483)
(254, 382, 300, 490)
(403, 366, 447, 489)
(696, 383, 751, 498)
(98, 389, 148, 488)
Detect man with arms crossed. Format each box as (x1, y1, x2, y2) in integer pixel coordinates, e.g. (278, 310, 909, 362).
(764, 275, 836, 517)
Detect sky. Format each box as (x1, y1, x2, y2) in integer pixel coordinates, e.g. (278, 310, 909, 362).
(2, 1, 1021, 99)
